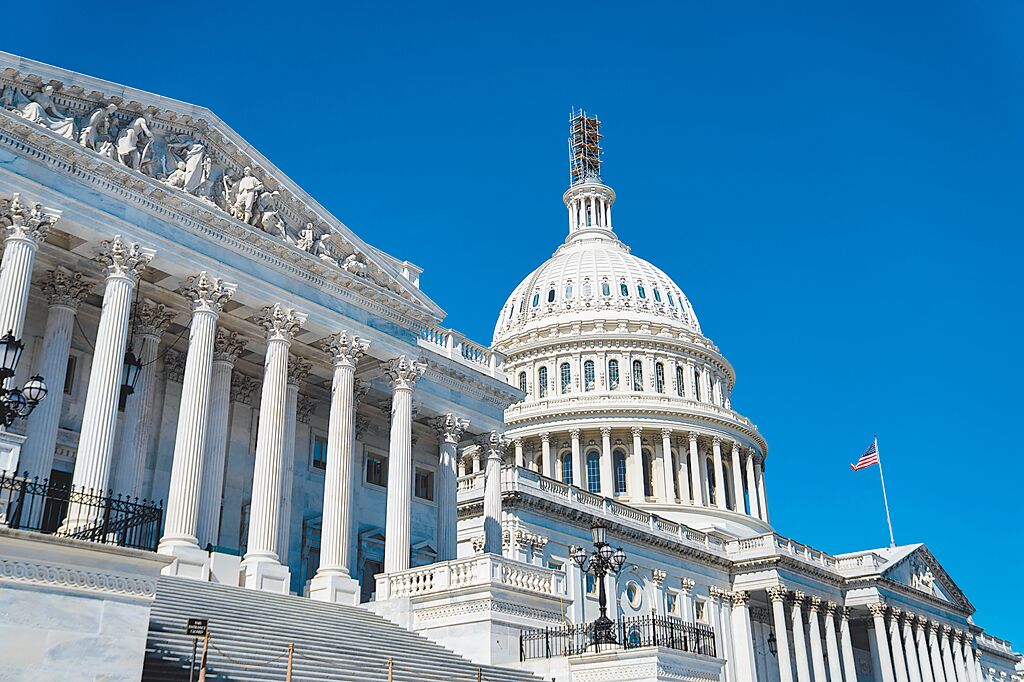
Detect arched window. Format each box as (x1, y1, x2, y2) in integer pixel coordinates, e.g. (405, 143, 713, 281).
(619, 281, 629, 297)
(637, 283, 647, 299)
(642, 450, 653, 498)
(613, 449, 627, 494)
(538, 367, 548, 398)
(632, 360, 644, 392)
(706, 458, 716, 506)
(531, 292, 540, 308)
(586, 451, 601, 493)
(564, 282, 573, 300)
(653, 287, 662, 302)
(561, 453, 573, 485)
(693, 367, 701, 402)
(547, 288, 556, 303)
(675, 366, 684, 397)
(560, 362, 571, 394)
(601, 280, 611, 297)
(518, 371, 527, 393)
(584, 360, 595, 391)
(655, 362, 665, 393)
(582, 280, 592, 298)
(608, 360, 620, 390)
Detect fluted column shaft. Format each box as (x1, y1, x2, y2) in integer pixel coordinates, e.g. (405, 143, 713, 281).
(0, 196, 56, 338)
(383, 356, 424, 574)
(916, 619, 937, 682)
(482, 433, 504, 554)
(112, 331, 161, 498)
(929, 624, 949, 682)
(730, 592, 757, 682)
(791, 594, 813, 682)
(940, 629, 958, 682)
(436, 418, 463, 562)
(889, 609, 911, 682)
(661, 429, 675, 501)
(807, 599, 828, 682)
(276, 365, 304, 564)
(745, 451, 761, 518)
(160, 273, 234, 561)
(540, 433, 552, 479)
(961, 637, 978, 682)
(729, 442, 744, 512)
(712, 437, 726, 509)
(70, 238, 153, 500)
(824, 604, 845, 682)
(570, 429, 583, 487)
(903, 616, 925, 682)
(599, 428, 613, 496)
(871, 604, 897, 682)
(629, 427, 644, 499)
(756, 459, 769, 521)
(952, 634, 970, 682)
(768, 588, 795, 682)
(841, 608, 861, 682)
(513, 439, 524, 468)
(688, 433, 704, 506)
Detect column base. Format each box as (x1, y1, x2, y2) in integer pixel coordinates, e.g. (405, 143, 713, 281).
(240, 555, 290, 594)
(158, 541, 211, 581)
(308, 570, 361, 605)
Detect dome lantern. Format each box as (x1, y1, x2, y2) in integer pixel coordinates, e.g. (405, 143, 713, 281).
(564, 110, 617, 243)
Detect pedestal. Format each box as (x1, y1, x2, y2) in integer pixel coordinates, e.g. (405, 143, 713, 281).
(242, 557, 291, 594)
(308, 571, 361, 605)
(159, 542, 211, 581)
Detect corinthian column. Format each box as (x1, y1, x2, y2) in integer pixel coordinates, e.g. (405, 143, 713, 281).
(711, 436, 726, 509)
(629, 426, 644, 500)
(841, 607, 861, 682)
(807, 597, 828, 682)
(824, 602, 845, 682)
(730, 591, 757, 681)
(889, 607, 911, 682)
(277, 356, 312, 565)
(756, 457, 769, 521)
(729, 441, 744, 512)
(928, 622, 948, 682)
(310, 331, 368, 604)
(940, 626, 958, 682)
(382, 355, 425, 574)
(195, 329, 246, 550)
(570, 428, 583, 488)
(745, 449, 761, 518)
(767, 586, 795, 682)
(599, 427, 613, 497)
(903, 613, 925, 682)
(159, 273, 235, 578)
(242, 304, 306, 593)
(112, 299, 174, 499)
(482, 431, 505, 555)
(19, 269, 90, 481)
(660, 429, 675, 501)
(68, 238, 153, 519)
(688, 432, 704, 506)
(870, 602, 897, 682)
(434, 413, 468, 562)
(916, 617, 937, 682)
(952, 632, 971, 682)
(0, 194, 59, 338)
(791, 592, 813, 682)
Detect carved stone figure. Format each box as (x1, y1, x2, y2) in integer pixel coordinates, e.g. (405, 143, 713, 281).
(231, 167, 263, 224)
(341, 253, 367, 277)
(163, 161, 187, 189)
(256, 190, 288, 240)
(167, 138, 211, 195)
(314, 233, 336, 263)
(296, 223, 315, 252)
(115, 115, 154, 170)
(79, 104, 118, 151)
(9, 85, 76, 139)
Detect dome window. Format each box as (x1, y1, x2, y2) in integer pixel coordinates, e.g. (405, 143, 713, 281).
(653, 288, 662, 303)
(538, 367, 548, 397)
(655, 362, 665, 393)
(583, 360, 595, 391)
(518, 371, 527, 393)
(531, 293, 540, 308)
(692, 367, 701, 401)
(675, 366, 684, 397)
(608, 359, 620, 390)
(619, 282, 629, 297)
(601, 280, 611, 297)
(561, 453, 573, 484)
(582, 280, 592, 298)
(632, 360, 644, 392)
(564, 283, 573, 300)
(547, 288, 556, 303)
(560, 362, 571, 394)
(637, 284, 647, 299)
(586, 451, 601, 493)
(667, 292, 675, 306)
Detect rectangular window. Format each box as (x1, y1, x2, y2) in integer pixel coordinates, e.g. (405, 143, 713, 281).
(584, 360, 595, 391)
(666, 592, 679, 616)
(586, 573, 598, 596)
(608, 360, 619, 390)
(366, 453, 388, 487)
(586, 454, 601, 494)
(414, 468, 434, 501)
(311, 435, 328, 470)
(655, 363, 665, 393)
(695, 598, 707, 623)
(64, 355, 77, 395)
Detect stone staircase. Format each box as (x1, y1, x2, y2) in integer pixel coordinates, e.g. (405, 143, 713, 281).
(143, 576, 545, 682)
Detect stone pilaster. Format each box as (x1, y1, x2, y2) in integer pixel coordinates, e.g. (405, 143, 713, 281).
(0, 194, 59, 338)
(482, 431, 505, 555)
(310, 331, 368, 604)
(19, 268, 90, 481)
(434, 413, 468, 562)
(242, 304, 306, 593)
(767, 586, 795, 682)
(195, 329, 246, 549)
(68, 237, 153, 530)
(382, 355, 425, 574)
(159, 272, 236, 578)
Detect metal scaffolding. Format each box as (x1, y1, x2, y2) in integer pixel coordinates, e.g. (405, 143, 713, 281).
(568, 108, 602, 184)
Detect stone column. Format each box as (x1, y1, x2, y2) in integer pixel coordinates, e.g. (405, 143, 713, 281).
(756, 457, 769, 521)
(711, 436, 726, 509)
(599, 427, 613, 496)
(513, 438, 524, 468)
(434, 413, 467, 562)
(629, 426, 645, 500)
(482, 432, 505, 554)
(570, 428, 583, 487)
(870, 602, 897, 682)
(310, 331, 368, 604)
(68, 238, 154, 526)
(19, 269, 90, 481)
(0, 194, 58, 339)
(540, 431, 552, 479)
(961, 635, 979, 682)
(889, 607, 911, 682)
(688, 432, 704, 506)
(928, 622, 948, 682)
(111, 299, 174, 500)
(195, 329, 246, 550)
(729, 442, 744, 512)
(807, 597, 829, 682)
(242, 304, 306, 593)
(382, 355, 425, 574)
(916, 617, 937, 682)
(824, 602, 845, 682)
(676, 435, 689, 504)
(768, 586, 795, 682)
(952, 632, 970, 682)
(940, 627, 959, 682)
(841, 607, 861, 682)
(791, 592, 813, 682)
(731, 591, 757, 682)
(903, 613, 925, 682)
(660, 429, 675, 501)
(159, 273, 236, 578)
(745, 449, 761, 518)
(276, 356, 312, 565)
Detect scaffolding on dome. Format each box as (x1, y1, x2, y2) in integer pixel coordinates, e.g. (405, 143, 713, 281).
(568, 108, 602, 184)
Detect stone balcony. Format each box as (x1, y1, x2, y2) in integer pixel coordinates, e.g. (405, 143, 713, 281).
(418, 325, 508, 381)
(375, 552, 565, 601)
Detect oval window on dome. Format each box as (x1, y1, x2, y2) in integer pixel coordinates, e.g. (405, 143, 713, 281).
(653, 288, 662, 303)
(582, 280, 592, 297)
(637, 283, 647, 299)
(601, 281, 611, 297)
(619, 282, 629, 297)
(547, 288, 556, 303)
(564, 283, 573, 299)
(532, 293, 540, 308)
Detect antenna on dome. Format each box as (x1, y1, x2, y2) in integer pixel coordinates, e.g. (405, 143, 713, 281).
(568, 109, 602, 185)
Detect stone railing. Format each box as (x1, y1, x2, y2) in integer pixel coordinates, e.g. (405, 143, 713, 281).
(418, 326, 507, 380)
(724, 534, 838, 570)
(833, 552, 887, 571)
(977, 632, 1018, 655)
(375, 553, 565, 600)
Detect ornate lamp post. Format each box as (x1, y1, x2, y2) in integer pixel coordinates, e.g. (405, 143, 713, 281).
(0, 330, 47, 428)
(571, 523, 627, 644)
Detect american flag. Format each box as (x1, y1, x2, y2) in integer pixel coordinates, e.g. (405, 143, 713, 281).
(850, 441, 879, 471)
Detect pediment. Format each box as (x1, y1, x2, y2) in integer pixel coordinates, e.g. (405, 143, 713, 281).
(0, 51, 443, 324)
(884, 545, 973, 613)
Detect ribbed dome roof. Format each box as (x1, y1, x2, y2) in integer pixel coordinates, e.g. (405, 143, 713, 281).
(492, 232, 701, 345)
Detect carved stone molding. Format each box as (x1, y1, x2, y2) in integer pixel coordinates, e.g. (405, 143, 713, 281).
(0, 558, 158, 599)
(94, 235, 154, 280)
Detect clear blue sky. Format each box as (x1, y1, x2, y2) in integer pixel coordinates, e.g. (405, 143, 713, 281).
(17, 1, 1023, 641)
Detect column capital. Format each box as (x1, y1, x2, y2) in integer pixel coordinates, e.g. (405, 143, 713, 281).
(712, 435, 722, 446)
(889, 606, 902, 621)
(254, 303, 306, 342)
(569, 428, 581, 440)
(94, 235, 154, 280)
(433, 413, 469, 444)
(599, 427, 612, 438)
(791, 590, 806, 607)
(731, 590, 750, 607)
(353, 378, 369, 407)
(320, 331, 370, 368)
(914, 614, 929, 630)
(825, 601, 838, 617)
(929, 621, 941, 636)
(1, 193, 59, 243)
(39, 267, 91, 309)
(731, 441, 740, 453)
(287, 356, 313, 387)
(178, 271, 236, 313)
(229, 371, 260, 404)
(841, 606, 851, 622)
(163, 349, 187, 383)
(679, 577, 696, 593)
(767, 584, 789, 603)
(540, 431, 551, 443)
(213, 329, 246, 362)
(481, 431, 507, 459)
(688, 431, 699, 443)
(384, 355, 426, 391)
(808, 596, 822, 612)
(868, 601, 888, 618)
(660, 427, 673, 438)
(134, 299, 175, 337)
(630, 425, 643, 438)
(296, 395, 316, 424)
(941, 624, 953, 636)
(651, 569, 667, 585)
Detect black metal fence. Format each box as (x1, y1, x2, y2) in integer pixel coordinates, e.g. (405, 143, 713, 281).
(520, 615, 716, 661)
(0, 471, 163, 551)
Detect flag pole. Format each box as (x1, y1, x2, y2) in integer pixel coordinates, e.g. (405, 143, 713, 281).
(874, 435, 896, 548)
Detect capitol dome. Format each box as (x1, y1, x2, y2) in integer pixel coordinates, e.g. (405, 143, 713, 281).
(494, 112, 770, 539)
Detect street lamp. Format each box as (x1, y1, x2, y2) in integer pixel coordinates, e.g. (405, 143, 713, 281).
(571, 523, 628, 645)
(0, 330, 47, 428)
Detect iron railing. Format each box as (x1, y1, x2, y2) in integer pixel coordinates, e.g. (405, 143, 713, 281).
(520, 615, 716, 661)
(0, 471, 163, 551)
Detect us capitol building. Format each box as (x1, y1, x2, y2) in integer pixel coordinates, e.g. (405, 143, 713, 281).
(0, 51, 1017, 682)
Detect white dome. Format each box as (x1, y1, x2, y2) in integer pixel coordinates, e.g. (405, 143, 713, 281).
(492, 232, 701, 346)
